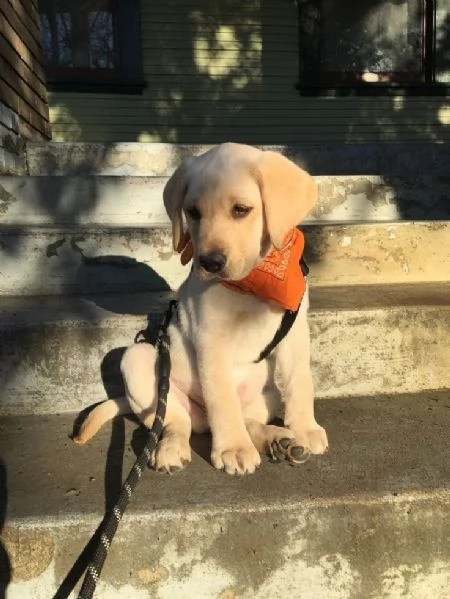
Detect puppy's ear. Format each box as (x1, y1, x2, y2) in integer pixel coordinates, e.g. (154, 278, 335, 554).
(163, 157, 193, 252)
(255, 151, 317, 249)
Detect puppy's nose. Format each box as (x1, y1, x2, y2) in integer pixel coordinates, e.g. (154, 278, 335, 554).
(199, 252, 227, 273)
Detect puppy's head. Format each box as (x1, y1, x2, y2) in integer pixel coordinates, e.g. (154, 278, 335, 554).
(163, 143, 317, 281)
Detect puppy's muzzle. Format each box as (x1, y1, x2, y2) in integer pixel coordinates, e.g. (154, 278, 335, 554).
(199, 252, 227, 274)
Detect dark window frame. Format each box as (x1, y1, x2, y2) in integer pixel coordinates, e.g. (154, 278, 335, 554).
(39, 0, 146, 94)
(297, 0, 450, 96)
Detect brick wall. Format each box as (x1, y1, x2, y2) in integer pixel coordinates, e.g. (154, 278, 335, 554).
(0, 0, 50, 150)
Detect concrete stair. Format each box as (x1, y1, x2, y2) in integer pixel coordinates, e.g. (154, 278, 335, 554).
(1, 285, 449, 416)
(1, 391, 450, 598)
(1, 141, 450, 598)
(1, 222, 449, 295)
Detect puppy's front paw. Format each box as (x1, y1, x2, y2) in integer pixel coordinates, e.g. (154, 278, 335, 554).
(211, 442, 261, 475)
(293, 424, 328, 455)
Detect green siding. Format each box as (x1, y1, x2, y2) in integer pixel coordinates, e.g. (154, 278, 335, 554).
(48, 0, 450, 143)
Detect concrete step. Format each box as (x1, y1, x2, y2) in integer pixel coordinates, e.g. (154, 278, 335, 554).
(1, 222, 449, 296)
(1, 284, 449, 415)
(1, 174, 449, 226)
(26, 141, 450, 177)
(1, 391, 450, 597)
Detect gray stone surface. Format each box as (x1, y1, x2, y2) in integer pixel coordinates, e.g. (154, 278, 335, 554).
(0, 103, 25, 175)
(0, 284, 449, 414)
(1, 221, 449, 296)
(1, 174, 449, 226)
(1, 392, 450, 597)
(26, 141, 450, 177)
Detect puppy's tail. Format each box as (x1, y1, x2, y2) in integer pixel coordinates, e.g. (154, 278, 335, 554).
(73, 398, 129, 445)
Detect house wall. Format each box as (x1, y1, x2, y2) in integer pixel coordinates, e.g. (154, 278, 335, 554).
(48, 0, 450, 144)
(0, 0, 50, 146)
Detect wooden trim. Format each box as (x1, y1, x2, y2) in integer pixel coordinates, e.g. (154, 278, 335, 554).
(8, 0, 43, 44)
(19, 117, 48, 141)
(297, 0, 444, 92)
(0, 10, 46, 83)
(38, 0, 144, 92)
(0, 77, 50, 137)
(317, 71, 425, 85)
(296, 83, 450, 97)
(0, 76, 19, 113)
(46, 79, 147, 94)
(18, 96, 51, 137)
(46, 67, 121, 80)
(0, 36, 47, 100)
(0, 56, 49, 120)
(22, 0, 41, 27)
(424, 0, 435, 82)
(1, 2, 43, 65)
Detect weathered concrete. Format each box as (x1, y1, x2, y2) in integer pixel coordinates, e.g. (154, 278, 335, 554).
(1, 222, 449, 295)
(1, 392, 450, 597)
(0, 174, 449, 226)
(26, 141, 450, 177)
(0, 102, 25, 176)
(0, 226, 183, 295)
(0, 284, 449, 414)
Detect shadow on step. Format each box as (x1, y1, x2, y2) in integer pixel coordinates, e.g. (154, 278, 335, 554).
(55, 412, 134, 598)
(0, 461, 11, 599)
(76, 254, 171, 298)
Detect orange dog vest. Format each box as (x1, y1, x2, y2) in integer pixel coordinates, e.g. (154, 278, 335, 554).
(222, 228, 306, 311)
(180, 228, 307, 311)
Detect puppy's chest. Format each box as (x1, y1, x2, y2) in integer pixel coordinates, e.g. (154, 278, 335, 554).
(177, 280, 286, 363)
(230, 309, 282, 362)
(199, 301, 283, 363)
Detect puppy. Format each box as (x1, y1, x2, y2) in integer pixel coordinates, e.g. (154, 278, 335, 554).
(74, 143, 328, 475)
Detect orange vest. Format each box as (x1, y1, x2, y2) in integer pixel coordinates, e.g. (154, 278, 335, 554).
(222, 228, 306, 311)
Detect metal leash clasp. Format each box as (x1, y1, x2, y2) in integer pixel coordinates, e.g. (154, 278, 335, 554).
(156, 300, 178, 350)
(134, 300, 178, 345)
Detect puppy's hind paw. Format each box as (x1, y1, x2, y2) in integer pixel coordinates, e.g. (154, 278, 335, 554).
(270, 438, 310, 466)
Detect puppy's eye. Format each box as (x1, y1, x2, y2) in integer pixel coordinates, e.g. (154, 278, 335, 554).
(186, 207, 201, 221)
(232, 204, 252, 219)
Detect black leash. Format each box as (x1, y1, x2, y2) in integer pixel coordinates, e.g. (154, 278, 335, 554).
(75, 252, 308, 596)
(76, 300, 177, 599)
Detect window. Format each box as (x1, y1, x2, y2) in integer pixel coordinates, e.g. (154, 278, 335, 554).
(38, 0, 145, 93)
(297, 0, 450, 94)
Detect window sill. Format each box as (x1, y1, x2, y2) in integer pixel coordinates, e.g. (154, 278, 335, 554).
(46, 79, 147, 95)
(296, 84, 450, 97)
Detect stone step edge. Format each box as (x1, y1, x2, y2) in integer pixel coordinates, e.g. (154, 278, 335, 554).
(5, 489, 449, 529)
(0, 219, 446, 231)
(25, 140, 450, 177)
(2, 283, 450, 325)
(2, 222, 449, 296)
(1, 174, 447, 226)
(1, 285, 448, 415)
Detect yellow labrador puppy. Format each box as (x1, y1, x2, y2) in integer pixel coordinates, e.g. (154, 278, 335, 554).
(74, 143, 328, 475)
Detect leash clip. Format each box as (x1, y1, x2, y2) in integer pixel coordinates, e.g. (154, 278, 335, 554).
(156, 299, 178, 350)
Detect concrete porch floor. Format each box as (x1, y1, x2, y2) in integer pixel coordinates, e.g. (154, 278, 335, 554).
(1, 391, 450, 597)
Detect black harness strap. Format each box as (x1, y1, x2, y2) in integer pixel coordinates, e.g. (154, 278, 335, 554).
(254, 255, 309, 363)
